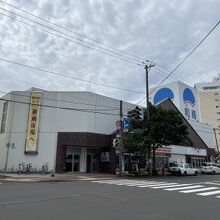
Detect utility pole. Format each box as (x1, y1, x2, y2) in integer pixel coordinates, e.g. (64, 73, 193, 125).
(213, 128, 219, 153)
(145, 63, 155, 119)
(144, 63, 155, 176)
(119, 100, 123, 176)
(4, 143, 10, 173)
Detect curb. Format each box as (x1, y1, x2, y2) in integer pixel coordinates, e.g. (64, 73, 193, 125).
(0, 176, 118, 183)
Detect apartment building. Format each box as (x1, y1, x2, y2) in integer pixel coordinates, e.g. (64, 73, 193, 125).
(195, 75, 220, 151)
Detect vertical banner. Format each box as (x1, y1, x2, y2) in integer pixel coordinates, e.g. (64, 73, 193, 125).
(25, 92, 42, 154)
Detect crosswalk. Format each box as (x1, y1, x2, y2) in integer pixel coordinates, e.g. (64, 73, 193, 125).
(92, 179, 220, 199)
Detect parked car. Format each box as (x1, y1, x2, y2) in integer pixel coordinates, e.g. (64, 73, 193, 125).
(168, 162, 198, 176)
(201, 162, 220, 174)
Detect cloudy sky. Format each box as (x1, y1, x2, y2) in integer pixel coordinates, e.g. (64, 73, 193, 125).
(0, 0, 219, 105)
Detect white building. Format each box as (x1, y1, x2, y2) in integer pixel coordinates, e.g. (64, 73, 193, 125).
(149, 81, 216, 167)
(150, 81, 215, 149)
(0, 88, 133, 173)
(195, 74, 220, 150)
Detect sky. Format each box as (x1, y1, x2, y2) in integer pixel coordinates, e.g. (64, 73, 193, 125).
(0, 0, 219, 106)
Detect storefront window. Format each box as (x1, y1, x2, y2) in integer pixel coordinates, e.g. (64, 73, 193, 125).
(187, 156, 207, 168)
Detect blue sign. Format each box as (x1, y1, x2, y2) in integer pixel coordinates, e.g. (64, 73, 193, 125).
(183, 88, 196, 106)
(154, 87, 174, 105)
(123, 118, 130, 129)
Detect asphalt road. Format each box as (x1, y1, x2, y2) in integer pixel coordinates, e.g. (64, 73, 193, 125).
(1, 174, 220, 220)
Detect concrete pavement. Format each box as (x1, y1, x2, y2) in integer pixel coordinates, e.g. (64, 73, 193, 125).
(1, 175, 220, 220)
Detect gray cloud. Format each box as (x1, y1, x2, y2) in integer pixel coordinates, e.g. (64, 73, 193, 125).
(0, 0, 219, 106)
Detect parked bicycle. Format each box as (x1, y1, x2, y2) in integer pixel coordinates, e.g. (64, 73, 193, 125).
(25, 163, 33, 174)
(17, 162, 26, 174)
(41, 163, 49, 174)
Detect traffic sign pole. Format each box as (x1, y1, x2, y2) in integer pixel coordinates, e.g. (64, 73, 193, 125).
(119, 100, 123, 177)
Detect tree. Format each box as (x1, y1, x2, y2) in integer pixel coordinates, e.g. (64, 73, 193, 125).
(122, 132, 146, 172)
(144, 104, 188, 175)
(210, 151, 220, 163)
(127, 106, 143, 129)
(123, 106, 145, 172)
(123, 103, 188, 175)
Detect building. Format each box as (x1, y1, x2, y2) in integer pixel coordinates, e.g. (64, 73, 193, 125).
(0, 88, 134, 173)
(150, 81, 215, 150)
(195, 75, 220, 151)
(149, 81, 216, 167)
(157, 99, 209, 168)
(0, 84, 214, 174)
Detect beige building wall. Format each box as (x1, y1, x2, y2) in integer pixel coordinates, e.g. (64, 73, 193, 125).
(198, 91, 220, 150)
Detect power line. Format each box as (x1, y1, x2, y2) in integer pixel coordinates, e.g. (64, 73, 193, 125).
(151, 20, 220, 94)
(153, 66, 220, 103)
(0, 97, 119, 116)
(0, 5, 172, 82)
(0, 9, 143, 66)
(0, 91, 119, 111)
(0, 0, 150, 63)
(133, 20, 220, 108)
(0, 72, 134, 105)
(0, 57, 145, 94)
(0, 6, 178, 92)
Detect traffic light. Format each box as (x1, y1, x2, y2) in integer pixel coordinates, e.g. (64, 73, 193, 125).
(112, 138, 120, 148)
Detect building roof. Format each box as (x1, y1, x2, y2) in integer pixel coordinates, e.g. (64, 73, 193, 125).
(157, 98, 209, 150)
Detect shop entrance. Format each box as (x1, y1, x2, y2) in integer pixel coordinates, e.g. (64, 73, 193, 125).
(65, 147, 81, 172)
(64, 146, 99, 173)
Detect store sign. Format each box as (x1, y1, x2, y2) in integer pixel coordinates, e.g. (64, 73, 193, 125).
(101, 152, 110, 162)
(183, 88, 197, 121)
(155, 147, 171, 154)
(25, 92, 42, 154)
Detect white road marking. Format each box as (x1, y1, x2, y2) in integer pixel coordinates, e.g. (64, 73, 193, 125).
(115, 181, 166, 186)
(165, 185, 204, 191)
(92, 180, 157, 184)
(118, 182, 173, 187)
(204, 182, 220, 186)
(137, 183, 176, 188)
(152, 184, 191, 189)
(114, 181, 157, 186)
(197, 190, 220, 196)
(180, 187, 219, 193)
(92, 180, 220, 199)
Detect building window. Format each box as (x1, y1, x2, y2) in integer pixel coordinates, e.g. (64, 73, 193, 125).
(185, 108, 190, 119)
(1, 102, 8, 133)
(217, 106, 220, 108)
(214, 93, 219, 96)
(203, 86, 220, 90)
(191, 110, 197, 120)
(215, 99, 219, 102)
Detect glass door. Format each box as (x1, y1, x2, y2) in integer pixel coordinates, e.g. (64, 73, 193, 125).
(72, 155, 80, 171)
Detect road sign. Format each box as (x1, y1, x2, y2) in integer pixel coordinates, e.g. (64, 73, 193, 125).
(123, 118, 130, 130)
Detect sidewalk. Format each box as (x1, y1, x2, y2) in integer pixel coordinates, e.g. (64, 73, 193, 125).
(0, 172, 118, 182)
